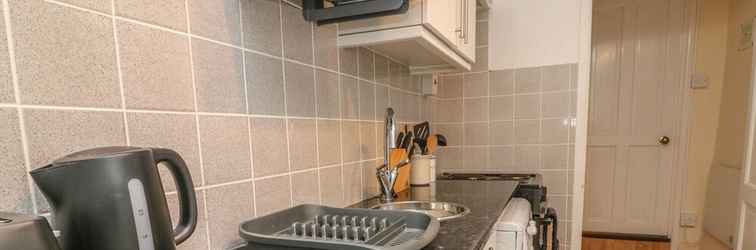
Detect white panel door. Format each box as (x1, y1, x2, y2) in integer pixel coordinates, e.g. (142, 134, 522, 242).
(735, 19, 756, 250)
(585, 0, 687, 235)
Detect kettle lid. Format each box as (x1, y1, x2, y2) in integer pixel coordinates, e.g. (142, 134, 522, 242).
(53, 146, 150, 165)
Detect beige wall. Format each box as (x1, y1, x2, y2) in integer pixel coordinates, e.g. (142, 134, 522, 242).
(682, 0, 730, 248)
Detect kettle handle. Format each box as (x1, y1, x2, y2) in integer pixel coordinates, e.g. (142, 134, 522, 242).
(152, 148, 197, 245)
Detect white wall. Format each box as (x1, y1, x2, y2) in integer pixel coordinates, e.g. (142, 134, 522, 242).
(489, 0, 582, 69)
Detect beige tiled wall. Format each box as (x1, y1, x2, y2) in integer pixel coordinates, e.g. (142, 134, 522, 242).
(0, 0, 425, 249)
(431, 11, 577, 249)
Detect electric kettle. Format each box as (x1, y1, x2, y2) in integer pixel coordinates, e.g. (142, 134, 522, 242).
(30, 146, 197, 250)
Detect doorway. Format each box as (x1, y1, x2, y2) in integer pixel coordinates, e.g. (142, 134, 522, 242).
(584, 0, 690, 238)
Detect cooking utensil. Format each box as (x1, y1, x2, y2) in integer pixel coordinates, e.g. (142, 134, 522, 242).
(31, 147, 198, 250)
(395, 132, 404, 148)
(427, 135, 438, 155)
(436, 134, 448, 146)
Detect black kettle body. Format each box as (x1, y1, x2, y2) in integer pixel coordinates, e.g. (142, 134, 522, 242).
(30, 147, 197, 250)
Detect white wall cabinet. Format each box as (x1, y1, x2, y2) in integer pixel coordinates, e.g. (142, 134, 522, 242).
(338, 0, 479, 74)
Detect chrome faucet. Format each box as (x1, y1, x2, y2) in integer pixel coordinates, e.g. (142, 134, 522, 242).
(377, 108, 405, 202)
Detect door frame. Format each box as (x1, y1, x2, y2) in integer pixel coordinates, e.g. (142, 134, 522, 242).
(572, 0, 699, 249)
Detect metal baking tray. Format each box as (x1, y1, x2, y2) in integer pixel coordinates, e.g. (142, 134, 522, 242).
(232, 204, 439, 250)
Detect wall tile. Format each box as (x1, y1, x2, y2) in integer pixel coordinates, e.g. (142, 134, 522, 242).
(188, 0, 241, 45)
(438, 75, 463, 98)
(489, 146, 514, 169)
(250, 118, 289, 177)
(514, 119, 539, 144)
(434, 124, 462, 147)
(206, 182, 254, 250)
(360, 122, 376, 160)
(363, 160, 381, 198)
(127, 113, 200, 189)
(542, 92, 570, 118)
(515, 67, 541, 93)
(541, 118, 569, 144)
(316, 69, 340, 118)
(0, 8, 11, 103)
(320, 166, 343, 206)
(12, 1, 119, 107)
(343, 163, 362, 204)
(255, 175, 291, 216)
(118, 21, 194, 111)
(490, 70, 514, 96)
(389, 61, 402, 87)
(282, 3, 313, 63)
(342, 121, 360, 162)
(375, 55, 390, 85)
(26, 109, 126, 169)
(514, 94, 540, 119)
(389, 90, 406, 120)
(433, 99, 462, 123)
(241, 0, 282, 56)
(246, 52, 285, 115)
(463, 72, 489, 97)
(375, 85, 389, 117)
(358, 48, 374, 81)
(463, 147, 488, 169)
(463, 98, 488, 122)
(287, 118, 317, 171)
(359, 81, 375, 120)
(340, 47, 358, 76)
(476, 21, 488, 46)
(514, 145, 540, 171)
(285, 62, 316, 117)
(317, 120, 341, 166)
(58, 0, 111, 12)
(542, 64, 571, 91)
(490, 121, 513, 146)
(199, 115, 251, 185)
(116, 0, 186, 30)
(167, 191, 208, 250)
(291, 170, 319, 205)
(490, 96, 513, 121)
(471, 47, 488, 72)
(464, 123, 488, 146)
(314, 24, 338, 70)
(341, 76, 359, 119)
(192, 39, 245, 113)
(542, 145, 569, 169)
(541, 171, 568, 194)
(0, 108, 32, 213)
(436, 147, 461, 171)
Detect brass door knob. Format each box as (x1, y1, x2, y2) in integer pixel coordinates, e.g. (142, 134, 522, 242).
(658, 136, 670, 145)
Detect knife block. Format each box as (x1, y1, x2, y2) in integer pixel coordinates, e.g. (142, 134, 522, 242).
(389, 149, 411, 192)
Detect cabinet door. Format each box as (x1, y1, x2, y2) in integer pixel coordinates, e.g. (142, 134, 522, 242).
(456, 0, 477, 62)
(422, 0, 461, 47)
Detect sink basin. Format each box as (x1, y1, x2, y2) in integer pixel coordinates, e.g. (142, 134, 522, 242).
(370, 201, 470, 221)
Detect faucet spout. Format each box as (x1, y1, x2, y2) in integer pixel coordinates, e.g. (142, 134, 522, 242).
(378, 108, 398, 202)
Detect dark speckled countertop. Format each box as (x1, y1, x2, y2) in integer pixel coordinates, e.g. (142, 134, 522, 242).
(350, 180, 520, 250)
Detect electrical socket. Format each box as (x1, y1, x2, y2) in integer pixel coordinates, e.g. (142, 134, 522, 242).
(680, 211, 697, 228)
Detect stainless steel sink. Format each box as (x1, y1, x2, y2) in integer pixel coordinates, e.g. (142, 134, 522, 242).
(370, 201, 470, 221)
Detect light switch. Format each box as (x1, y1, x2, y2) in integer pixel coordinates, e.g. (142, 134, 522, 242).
(690, 73, 709, 89)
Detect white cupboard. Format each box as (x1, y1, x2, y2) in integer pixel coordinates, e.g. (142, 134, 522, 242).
(338, 0, 481, 74)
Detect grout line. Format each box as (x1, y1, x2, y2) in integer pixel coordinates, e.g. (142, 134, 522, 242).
(312, 16, 323, 205)
(238, 0, 258, 218)
(110, 0, 129, 146)
(2, 0, 38, 213)
(277, 0, 295, 209)
(182, 2, 212, 249)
